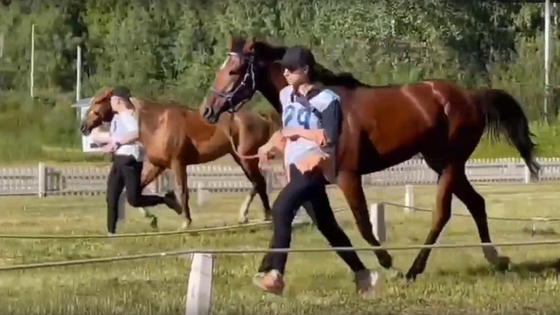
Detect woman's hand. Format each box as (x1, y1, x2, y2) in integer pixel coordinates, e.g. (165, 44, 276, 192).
(257, 143, 275, 170)
(101, 140, 117, 153)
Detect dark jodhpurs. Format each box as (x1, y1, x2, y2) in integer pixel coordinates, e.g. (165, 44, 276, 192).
(106, 155, 166, 233)
(258, 164, 366, 274)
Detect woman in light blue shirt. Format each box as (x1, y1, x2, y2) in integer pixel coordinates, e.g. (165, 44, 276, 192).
(102, 86, 179, 235)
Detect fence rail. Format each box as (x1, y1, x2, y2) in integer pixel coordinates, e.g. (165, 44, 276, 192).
(0, 157, 558, 197)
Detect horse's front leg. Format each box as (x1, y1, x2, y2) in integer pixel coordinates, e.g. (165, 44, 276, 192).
(337, 171, 402, 279)
(230, 153, 271, 223)
(138, 163, 165, 229)
(171, 160, 191, 229)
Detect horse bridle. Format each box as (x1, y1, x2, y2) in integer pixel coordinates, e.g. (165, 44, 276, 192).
(210, 52, 257, 114)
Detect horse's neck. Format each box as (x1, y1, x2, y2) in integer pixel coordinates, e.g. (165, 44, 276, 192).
(132, 98, 161, 136)
(171, 106, 220, 142)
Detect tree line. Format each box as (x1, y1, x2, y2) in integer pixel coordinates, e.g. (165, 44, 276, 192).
(0, 0, 559, 160)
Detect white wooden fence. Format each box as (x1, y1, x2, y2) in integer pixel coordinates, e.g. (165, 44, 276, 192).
(1, 157, 559, 197)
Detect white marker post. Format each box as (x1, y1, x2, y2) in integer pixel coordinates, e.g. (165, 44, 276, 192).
(369, 203, 386, 243)
(404, 185, 414, 214)
(185, 253, 214, 315)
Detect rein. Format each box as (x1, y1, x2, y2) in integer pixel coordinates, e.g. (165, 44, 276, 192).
(226, 112, 261, 160)
(218, 112, 283, 184)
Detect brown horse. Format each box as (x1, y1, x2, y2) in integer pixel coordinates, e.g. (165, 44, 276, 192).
(80, 87, 278, 229)
(200, 37, 539, 280)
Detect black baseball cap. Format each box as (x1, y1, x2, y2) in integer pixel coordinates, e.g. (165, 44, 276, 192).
(279, 46, 316, 71)
(112, 86, 131, 99)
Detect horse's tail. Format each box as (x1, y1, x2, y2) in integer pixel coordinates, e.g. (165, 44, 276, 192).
(470, 88, 540, 177)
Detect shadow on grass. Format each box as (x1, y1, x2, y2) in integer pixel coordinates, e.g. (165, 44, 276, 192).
(436, 258, 560, 279)
(520, 227, 559, 237)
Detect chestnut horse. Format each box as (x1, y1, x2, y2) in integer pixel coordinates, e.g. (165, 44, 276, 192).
(80, 87, 279, 229)
(201, 37, 539, 280)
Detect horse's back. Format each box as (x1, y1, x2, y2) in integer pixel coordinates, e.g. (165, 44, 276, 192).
(335, 79, 477, 172)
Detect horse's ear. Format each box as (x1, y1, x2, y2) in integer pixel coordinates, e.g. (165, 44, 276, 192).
(228, 34, 235, 50)
(96, 88, 113, 103)
(243, 37, 255, 53)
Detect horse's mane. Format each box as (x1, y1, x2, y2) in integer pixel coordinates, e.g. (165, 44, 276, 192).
(312, 63, 369, 89)
(92, 86, 112, 103)
(250, 40, 371, 89)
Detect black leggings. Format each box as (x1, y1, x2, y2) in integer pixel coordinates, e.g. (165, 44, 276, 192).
(258, 164, 366, 275)
(106, 155, 166, 233)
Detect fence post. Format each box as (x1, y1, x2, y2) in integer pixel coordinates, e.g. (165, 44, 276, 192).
(265, 169, 274, 195)
(523, 165, 531, 184)
(196, 182, 206, 208)
(185, 253, 214, 315)
(37, 162, 46, 198)
(404, 185, 414, 213)
(369, 203, 386, 243)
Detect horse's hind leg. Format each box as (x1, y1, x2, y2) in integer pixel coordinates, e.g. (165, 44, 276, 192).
(337, 171, 400, 277)
(405, 158, 457, 280)
(230, 153, 272, 223)
(452, 171, 508, 267)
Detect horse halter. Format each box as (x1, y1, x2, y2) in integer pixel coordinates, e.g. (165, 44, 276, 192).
(210, 52, 257, 113)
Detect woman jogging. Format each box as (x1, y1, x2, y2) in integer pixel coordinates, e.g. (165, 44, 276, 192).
(253, 46, 379, 296)
(100, 86, 178, 235)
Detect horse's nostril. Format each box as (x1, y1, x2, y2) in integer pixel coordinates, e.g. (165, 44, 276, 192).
(80, 124, 90, 135)
(203, 107, 212, 118)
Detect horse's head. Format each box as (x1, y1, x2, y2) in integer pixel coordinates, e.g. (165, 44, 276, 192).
(80, 87, 115, 136)
(202, 36, 286, 124)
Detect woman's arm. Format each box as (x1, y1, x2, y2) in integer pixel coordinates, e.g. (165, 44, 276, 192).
(282, 98, 342, 148)
(90, 128, 112, 144)
(319, 99, 342, 149)
(282, 128, 325, 145)
(261, 130, 285, 153)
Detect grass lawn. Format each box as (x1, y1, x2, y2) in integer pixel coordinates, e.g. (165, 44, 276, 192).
(1, 184, 560, 315)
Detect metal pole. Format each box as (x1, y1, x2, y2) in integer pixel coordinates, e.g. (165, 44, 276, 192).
(544, 0, 551, 119)
(76, 45, 82, 101)
(30, 24, 35, 98)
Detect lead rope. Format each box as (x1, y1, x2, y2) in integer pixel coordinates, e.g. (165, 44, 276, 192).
(220, 112, 287, 187)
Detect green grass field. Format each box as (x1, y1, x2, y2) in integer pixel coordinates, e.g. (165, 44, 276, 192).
(1, 184, 560, 315)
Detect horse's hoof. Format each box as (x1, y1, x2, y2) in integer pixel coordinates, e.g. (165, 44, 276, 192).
(494, 256, 512, 272)
(180, 220, 192, 230)
(404, 271, 418, 283)
(386, 268, 404, 281)
(238, 217, 250, 225)
(263, 215, 272, 222)
(150, 217, 159, 230)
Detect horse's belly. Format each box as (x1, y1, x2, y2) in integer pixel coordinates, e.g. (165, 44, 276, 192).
(357, 125, 430, 173)
(191, 140, 231, 164)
